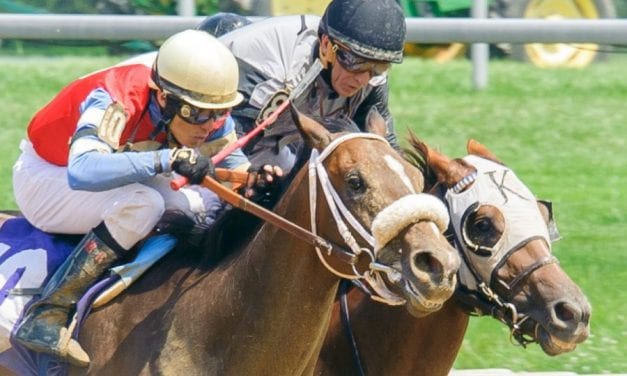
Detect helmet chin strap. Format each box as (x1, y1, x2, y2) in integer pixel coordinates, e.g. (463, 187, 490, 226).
(155, 93, 183, 147)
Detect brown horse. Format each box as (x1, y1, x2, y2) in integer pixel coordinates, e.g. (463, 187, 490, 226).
(317, 136, 591, 376)
(55, 110, 461, 374)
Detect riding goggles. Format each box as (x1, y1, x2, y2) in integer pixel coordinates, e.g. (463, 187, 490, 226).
(332, 41, 391, 77)
(178, 102, 230, 126)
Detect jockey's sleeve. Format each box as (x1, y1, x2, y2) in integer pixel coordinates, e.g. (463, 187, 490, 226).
(67, 88, 170, 191)
(68, 147, 169, 191)
(219, 148, 250, 171)
(203, 116, 251, 171)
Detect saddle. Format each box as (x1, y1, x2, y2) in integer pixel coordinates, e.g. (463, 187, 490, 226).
(0, 169, 253, 374)
(0, 168, 250, 349)
(0, 216, 177, 351)
(0, 216, 178, 375)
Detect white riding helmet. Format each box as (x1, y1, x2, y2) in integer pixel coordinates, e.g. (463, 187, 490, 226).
(154, 29, 244, 109)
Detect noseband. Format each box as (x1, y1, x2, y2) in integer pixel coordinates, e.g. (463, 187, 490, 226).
(309, 133, 449, 306)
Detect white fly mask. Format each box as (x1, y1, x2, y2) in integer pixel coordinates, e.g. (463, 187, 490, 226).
(445, 155, 551, 292)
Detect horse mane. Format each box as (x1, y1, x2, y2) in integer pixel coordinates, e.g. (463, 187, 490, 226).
(402, 131, 434, 192)
(402, 132, 464, 245)
(201, 207, 262, 263)
(160, 206, 262, 270)
(161, 117, 373, 270)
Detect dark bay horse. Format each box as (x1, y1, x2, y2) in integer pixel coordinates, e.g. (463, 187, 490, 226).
(64, 110, 459, 374)
(316, 136, 591, 376)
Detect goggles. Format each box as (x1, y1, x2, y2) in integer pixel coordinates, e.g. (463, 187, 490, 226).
(332, 41, 391, 77)
(178, 102, 230, 127)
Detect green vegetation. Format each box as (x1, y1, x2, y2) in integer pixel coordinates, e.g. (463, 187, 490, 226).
(387, 57, 627, 374)
(0, 55, 625, 373)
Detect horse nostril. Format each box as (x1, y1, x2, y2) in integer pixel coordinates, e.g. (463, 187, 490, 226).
(414, 252, 443, 282)
(555, 301, 576, 322)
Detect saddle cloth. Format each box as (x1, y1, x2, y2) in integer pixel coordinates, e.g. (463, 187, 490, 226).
(0, 217, 176, 375)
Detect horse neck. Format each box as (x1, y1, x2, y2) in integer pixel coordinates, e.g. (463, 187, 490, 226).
(81, 166, 344, 374)
(319, 290, 469, 376)
(244, 164, 341, 290)
(213, 165, 343, 372)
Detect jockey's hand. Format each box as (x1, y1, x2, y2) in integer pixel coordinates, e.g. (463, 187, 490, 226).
(170, 147, 215, 185)
(243, 164, 283, 201)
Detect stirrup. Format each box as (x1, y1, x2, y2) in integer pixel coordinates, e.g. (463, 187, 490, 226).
(56, 314, 90, 367)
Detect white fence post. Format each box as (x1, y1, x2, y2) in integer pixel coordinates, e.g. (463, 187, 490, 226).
(176, 0, 196, 17)
(471, 0, 489, 90)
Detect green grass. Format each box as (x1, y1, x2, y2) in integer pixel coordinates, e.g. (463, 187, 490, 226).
(0, 55, 625, 373)
(0, 55, 125, 207)
(388, 57, 627, 374)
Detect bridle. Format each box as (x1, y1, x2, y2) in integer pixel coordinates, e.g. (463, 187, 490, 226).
(205, 132, 449, 306)
(339, 153, 562, 375)
(445, 155, 560, 347)
(308, 132, 449, 305)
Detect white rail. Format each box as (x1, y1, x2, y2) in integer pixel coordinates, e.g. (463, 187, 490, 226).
(0, 14, 626, 44)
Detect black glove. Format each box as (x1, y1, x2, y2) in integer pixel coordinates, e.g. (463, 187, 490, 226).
(242, 164, 283, 206)
(170, 148, 215, 185)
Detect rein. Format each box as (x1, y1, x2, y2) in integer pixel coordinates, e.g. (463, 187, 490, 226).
(308, 133, 410, 305)
(200, 170, 359, 266)
(205, 133, 448, 306)
(339, 280, 367, 376)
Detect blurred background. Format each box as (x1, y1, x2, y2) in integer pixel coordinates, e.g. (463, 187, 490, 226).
(2, 0, 627, 67)
(0, 1, 625, 374)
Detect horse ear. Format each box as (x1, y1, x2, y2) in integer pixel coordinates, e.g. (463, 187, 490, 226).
(365, 106, 386, 138)
(289, 103, 332, 150)
(425, 142, 476, 189)
(467, 139, 502, 163)
(424, 143, 454, 184)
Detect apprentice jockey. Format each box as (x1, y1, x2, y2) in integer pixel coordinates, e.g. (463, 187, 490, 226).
(11, 30, 281, 367)
(219, 0, 407, 178)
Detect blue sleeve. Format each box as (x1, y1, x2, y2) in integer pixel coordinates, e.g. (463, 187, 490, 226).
(218, 148, 250, 170)
(78, 88, 112, 119)
(67, 88, 171, 191)
(210, 116, 251, 170)
(68, 148, 170, 191)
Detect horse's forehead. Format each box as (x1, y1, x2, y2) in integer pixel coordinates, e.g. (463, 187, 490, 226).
(330, 138, 422, 188)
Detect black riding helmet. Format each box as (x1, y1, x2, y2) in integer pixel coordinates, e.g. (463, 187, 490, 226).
(319, 0, 406, 63)
(196, 12, 252, 38)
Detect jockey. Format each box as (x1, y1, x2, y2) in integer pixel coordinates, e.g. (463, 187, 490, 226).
(219, 0, 406, 177)
(11, 30, 281, 367)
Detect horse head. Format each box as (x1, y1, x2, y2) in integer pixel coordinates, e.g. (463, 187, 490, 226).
(407, 133, 591, 355)
(290, 106, 460, 317)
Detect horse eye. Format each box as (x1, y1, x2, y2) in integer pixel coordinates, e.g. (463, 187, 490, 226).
(475, 218, 493, 232)
(464, 211, 500, 248)
(346, 173, 364, 192)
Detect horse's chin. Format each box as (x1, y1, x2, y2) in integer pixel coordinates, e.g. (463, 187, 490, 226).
(403, 280, 446, 318)
(537, 326, 578, 356)
(406, 301, 442, 318)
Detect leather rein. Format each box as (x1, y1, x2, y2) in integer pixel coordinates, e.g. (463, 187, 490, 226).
(204, 133, 420, 306)
(204, 168, 360, 266)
